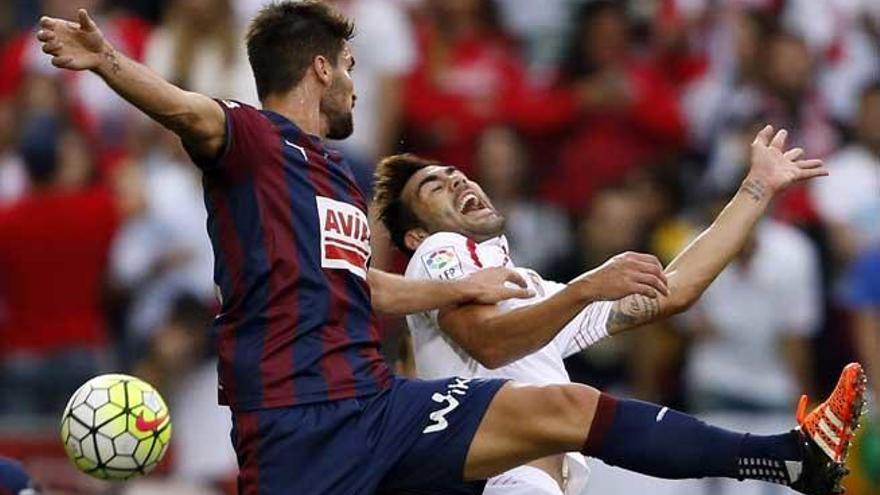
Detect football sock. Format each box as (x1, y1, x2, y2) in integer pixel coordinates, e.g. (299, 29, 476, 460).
(582, 393, 803, 485)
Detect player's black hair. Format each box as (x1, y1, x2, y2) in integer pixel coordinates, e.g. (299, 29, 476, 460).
(373, 154, 439, 255)
(246, 1, 355, 101)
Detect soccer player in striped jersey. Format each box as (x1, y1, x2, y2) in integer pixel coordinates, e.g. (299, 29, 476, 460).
(37, 3, 866, 494)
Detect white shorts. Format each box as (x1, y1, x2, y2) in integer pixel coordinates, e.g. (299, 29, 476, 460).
(484, 465, 563, 495)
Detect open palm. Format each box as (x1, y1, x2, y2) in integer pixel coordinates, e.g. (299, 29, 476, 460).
(36, 9, 106, 71)
(748, 125, 828, 193)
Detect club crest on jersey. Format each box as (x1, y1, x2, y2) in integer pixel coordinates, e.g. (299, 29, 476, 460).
(422, 246, 464, 280)
(317, 196, 371, 279)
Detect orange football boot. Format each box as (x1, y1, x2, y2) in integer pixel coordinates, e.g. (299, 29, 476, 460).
(791, 362, 868, 495)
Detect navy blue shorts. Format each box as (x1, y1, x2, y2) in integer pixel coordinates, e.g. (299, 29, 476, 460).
(231, 376, 508, 495)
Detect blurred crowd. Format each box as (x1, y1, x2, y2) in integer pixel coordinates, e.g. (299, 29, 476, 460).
(0, 0, 878, 494)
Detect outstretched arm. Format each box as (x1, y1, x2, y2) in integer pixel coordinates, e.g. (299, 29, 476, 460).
(368, 267, 533, 316)
(605, 126, 828, 334)
(36, 9, 225, 158)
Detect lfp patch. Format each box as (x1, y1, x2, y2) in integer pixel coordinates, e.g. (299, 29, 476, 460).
(422, 246, 464, 280)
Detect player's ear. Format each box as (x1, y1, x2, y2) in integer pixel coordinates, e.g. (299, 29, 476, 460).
(404, 228, 429, 252)
(312, 55, 332, 86)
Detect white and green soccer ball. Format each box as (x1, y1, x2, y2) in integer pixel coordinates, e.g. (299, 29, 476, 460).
(60, 374, 172, 480)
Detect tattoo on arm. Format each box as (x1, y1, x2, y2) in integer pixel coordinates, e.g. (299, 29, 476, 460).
(740, 178, 767, 203)
(606, 294, 661, 334)
(103, 46, 121, 75)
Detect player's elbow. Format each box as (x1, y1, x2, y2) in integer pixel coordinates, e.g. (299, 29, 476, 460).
(472, 349, 506, 370)
(164, 108, 209, 139)
(470, 341, 514, 370)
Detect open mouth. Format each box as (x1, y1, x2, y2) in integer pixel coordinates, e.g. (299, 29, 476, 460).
(457, 191, 488, 215)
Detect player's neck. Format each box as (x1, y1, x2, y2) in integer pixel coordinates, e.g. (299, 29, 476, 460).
(263, 89, 328, 139)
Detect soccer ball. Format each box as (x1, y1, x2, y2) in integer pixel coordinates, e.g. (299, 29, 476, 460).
(60, 374, 172, 480)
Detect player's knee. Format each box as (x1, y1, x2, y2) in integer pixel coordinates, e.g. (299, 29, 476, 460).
(538, 383, 599, 428)
(547, 384, 597, 412)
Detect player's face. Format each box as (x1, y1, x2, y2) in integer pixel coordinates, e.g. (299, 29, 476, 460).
(402, 165, 505, 241)
(321, 43, 356, 140)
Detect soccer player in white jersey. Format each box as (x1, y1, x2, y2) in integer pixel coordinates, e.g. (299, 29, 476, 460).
(371, 127, 865, 495)
(404, 232, 620, 494)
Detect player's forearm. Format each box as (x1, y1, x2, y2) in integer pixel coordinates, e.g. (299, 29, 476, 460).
(606, 177, 771, 334)
(368, 269, 474, 316)
(664, 177, 770, 310)
(445, 283, 598, 369)
(93, 42, 222, 147)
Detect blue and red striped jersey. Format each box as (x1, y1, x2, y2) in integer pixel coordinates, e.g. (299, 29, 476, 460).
(191, 100, 392, 411)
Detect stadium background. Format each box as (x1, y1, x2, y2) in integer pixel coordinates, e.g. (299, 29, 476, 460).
(0, 0, 878, 493)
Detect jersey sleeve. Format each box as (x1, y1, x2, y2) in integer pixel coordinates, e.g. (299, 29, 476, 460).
(535, 279, 614, 358)
(184, 99, 268, 177)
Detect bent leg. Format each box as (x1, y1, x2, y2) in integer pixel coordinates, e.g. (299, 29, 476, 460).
(464, 382, 599, 480)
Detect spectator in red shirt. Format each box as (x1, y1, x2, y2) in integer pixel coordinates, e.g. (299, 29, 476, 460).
(402, 0, 534, 175)
(544, 0, 687, 213)
(0, 0, 151, 156)
(0, 114, 142, 415)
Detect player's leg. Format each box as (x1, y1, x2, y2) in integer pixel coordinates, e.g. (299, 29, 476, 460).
(465, 363, 868, 495)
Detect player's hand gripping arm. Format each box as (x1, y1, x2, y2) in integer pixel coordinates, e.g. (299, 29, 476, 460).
(367, 267, 533, 316)
(437, 252, 669, 369)
(605, 125, 828, 334)
(36, 9, 225, 158)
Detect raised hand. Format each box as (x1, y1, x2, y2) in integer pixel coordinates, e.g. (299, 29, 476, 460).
(744, 125, 829, 201)
(36, 9, 109, 71)
(573, 251, 669, 300)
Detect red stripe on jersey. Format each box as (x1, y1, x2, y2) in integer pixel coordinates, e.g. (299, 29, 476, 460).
(207, 185, 243, 406)
(233, 411, 261, 495)
(325, 236, 371, 258)
(306, 146, 356, 399)
(342, 175, 391, 388)
(323, 270, 357, 400)
(466, 238, 483, 268)
(254, 127, 298, 407)
(325, 244, 368, 269)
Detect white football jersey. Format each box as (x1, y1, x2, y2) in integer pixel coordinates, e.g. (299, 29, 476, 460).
(405, 233, 614, 495)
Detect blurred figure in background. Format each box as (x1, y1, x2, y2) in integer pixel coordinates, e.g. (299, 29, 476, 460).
(810, 82, 880, 266)
(327, 0, 415, 165)
(475, 126, 570, 273)
(0, 112, 142, 415)
(839, 245, 880, 495)
(0, 99, 25, 204)
(682, 7, 773, 149)
(759, 30, 838, 160)
(143, 0, 257, 105)
(134, 296, 236, 488)
(403, 0, 535, 175)
(111, 123, 215, 343)
(547, 0, 686, 212)
(546, 185, 647, 391)
(0, 457, 41, 495)
(0, 0, 151, 155)
(782, 0, 880, 125)
(682, 196, 821, 418)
